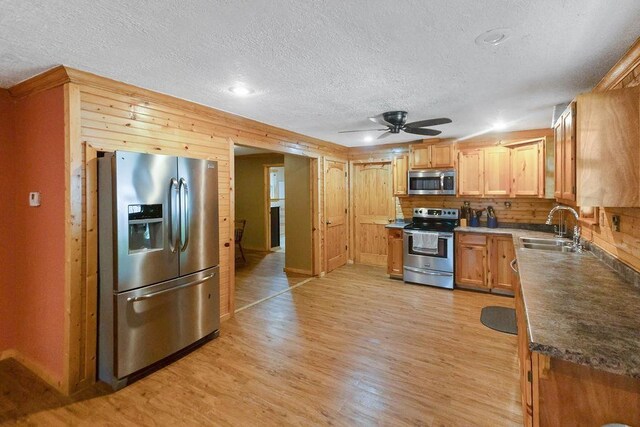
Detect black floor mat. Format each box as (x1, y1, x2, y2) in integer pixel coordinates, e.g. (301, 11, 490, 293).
(480, 306, 517, 335)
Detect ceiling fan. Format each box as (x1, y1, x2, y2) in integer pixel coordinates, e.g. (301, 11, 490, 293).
(339, 111, 452, 140)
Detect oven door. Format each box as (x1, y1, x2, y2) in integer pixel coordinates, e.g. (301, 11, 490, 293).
(403, 231, 454, 272)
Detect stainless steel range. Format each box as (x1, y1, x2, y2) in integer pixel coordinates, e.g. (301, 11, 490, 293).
(403, 207, 459, 289)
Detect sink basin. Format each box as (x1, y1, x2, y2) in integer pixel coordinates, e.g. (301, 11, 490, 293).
(520, 237, 571, 246)
(519, 236, 577, 252)
(521, 242, 577, 253)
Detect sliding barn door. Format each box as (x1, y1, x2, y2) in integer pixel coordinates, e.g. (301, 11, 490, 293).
(324, 159, 348, 272)
(354, 163, 394, 266)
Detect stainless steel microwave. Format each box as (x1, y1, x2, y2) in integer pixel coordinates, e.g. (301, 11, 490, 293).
(408, 169, 456, 195)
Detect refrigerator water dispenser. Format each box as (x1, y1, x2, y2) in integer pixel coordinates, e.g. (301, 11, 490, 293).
(128, 204, 163, 252)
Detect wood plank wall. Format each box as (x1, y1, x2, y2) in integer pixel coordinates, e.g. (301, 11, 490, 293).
(5, 66, 347, 394)
(396, 196, 554, 224)
(585, 37, 640, 270)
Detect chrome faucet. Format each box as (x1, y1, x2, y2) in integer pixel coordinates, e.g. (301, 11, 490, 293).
(546, 205, 582, 252)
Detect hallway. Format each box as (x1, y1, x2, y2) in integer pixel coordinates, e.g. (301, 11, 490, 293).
(234, 250, 310, 310)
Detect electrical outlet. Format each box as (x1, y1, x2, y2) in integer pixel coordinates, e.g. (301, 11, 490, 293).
(612, 215, 620, 232)
(29, 192, 41, 207)
(599, 210, 605, 225)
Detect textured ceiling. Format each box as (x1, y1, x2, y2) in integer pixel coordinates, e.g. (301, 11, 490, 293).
(1, 1, 639, 147)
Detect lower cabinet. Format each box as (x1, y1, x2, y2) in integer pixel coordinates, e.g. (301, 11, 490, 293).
(516, 268, 640, 426)
(454, 232, 516, 292)
(387, 228, 403, 279)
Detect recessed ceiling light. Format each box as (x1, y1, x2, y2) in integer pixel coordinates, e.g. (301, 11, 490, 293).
(364, 135, 374, 143)
(229, 85, 254, 96)
(475, 28, 512, 46)
(492, 121, 507, 130)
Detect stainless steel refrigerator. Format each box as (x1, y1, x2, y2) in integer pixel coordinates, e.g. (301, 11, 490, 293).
(98, 151, 220, 389)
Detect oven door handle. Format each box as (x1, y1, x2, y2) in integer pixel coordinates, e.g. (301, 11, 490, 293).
(403, 266, 453, 277)
(404, 231, 453, 238)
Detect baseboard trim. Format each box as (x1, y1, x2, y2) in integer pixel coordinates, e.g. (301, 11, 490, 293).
(0, 348, 63, 393)
(220, 312, 232, 322)
(283, 267, 312, 275)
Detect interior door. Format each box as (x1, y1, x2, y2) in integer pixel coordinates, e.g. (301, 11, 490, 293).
(324, 159, 348, 272)
(178, 157, 219, 276)
(354, 163, 394, 266)
(113, 151, 179, 292)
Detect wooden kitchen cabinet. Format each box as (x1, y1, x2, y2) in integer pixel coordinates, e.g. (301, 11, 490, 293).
(458, 140, 545, 198)
(576, 86, 640, 206)
(489, 235, 517, 292)
(455, 232, 516, 292)
(430, 143, 455, 168)
(484, 146, 511, 196)
(515, 274, 534, 426)
(409, 141, 454, 169)
(392, 154, 409, 196)
(511, 141, 543, 197)
(387, 228, 404, 279)
(454, 233, 488, 288)
(458, 149, 484, 196)
(553, 103, 576, 202)
(516, 273, 640, 426)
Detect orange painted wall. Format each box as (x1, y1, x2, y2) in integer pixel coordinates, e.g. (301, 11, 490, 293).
(12, 86, 66, 382)
(0, 89, 16, 353)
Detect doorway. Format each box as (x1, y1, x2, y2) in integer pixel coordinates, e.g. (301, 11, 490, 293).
(233, 145, 314, 311)
(266, 165, 285, 251)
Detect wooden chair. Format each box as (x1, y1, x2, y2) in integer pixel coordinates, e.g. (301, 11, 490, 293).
(235, 219, 247, 262)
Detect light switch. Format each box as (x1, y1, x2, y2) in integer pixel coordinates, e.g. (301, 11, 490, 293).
(29, 192, 41, 207)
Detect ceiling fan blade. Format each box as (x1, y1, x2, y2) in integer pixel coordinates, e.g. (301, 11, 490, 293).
(404, 127, 442, 136)
(368, 115, 393, 127)
(405, 118, 452, 128)
(377, 132, 392, 140)
(338, 128, 388, 134)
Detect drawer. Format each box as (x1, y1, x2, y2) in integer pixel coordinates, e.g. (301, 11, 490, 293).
(457, 232, 487, 246)
(388, 228, 403, 239)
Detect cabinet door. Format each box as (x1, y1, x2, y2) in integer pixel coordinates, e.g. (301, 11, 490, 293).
(511, 143, 541, 197)
(515, 278, 534, 427)
(410, 145, 431, 169)
(455, 234, 488, 288)
(387, 229, 403, 278)
(489, 236, 517, 292)
(458, 150, 484, 196)
(431, 143, 454, 168)
(392, 155, 408, 196)
(484, 147, 511, 196)
(554, 120, 563, 199)
(561, 104, 576, 201)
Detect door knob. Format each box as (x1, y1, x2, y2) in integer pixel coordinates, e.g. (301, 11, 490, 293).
(326, 220, 332, 225)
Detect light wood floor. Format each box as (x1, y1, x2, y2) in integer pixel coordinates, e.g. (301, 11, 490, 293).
(0, 264, 522, 426)
(234, 250, 309, 310)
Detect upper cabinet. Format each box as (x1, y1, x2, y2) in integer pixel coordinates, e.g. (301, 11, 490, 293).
(553, 103, 576, 202)
(458, 149, 484, 196)
(575, 86, 640, 207)
(409, 141, 454, 169)
(392, 154, 409, 196)
(511, 141, 543, 197)
(458, 139, 546, 198)
(484, 147, 511, 196)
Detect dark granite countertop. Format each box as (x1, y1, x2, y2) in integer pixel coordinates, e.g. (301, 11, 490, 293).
(455, 226, 640, 378)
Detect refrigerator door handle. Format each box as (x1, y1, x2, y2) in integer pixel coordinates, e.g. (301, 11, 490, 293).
(168, 178, 179, 253)
(179, 177, 190, 252)
(126, 273, 215, 302)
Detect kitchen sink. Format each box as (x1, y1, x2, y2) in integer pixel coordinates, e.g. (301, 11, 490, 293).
(520, 237, 571, 246)
(519, 237, 577, 253)
(521, 242, 577, 253)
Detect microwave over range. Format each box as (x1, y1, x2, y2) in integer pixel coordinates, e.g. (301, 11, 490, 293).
(408, 169, 456, 195)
